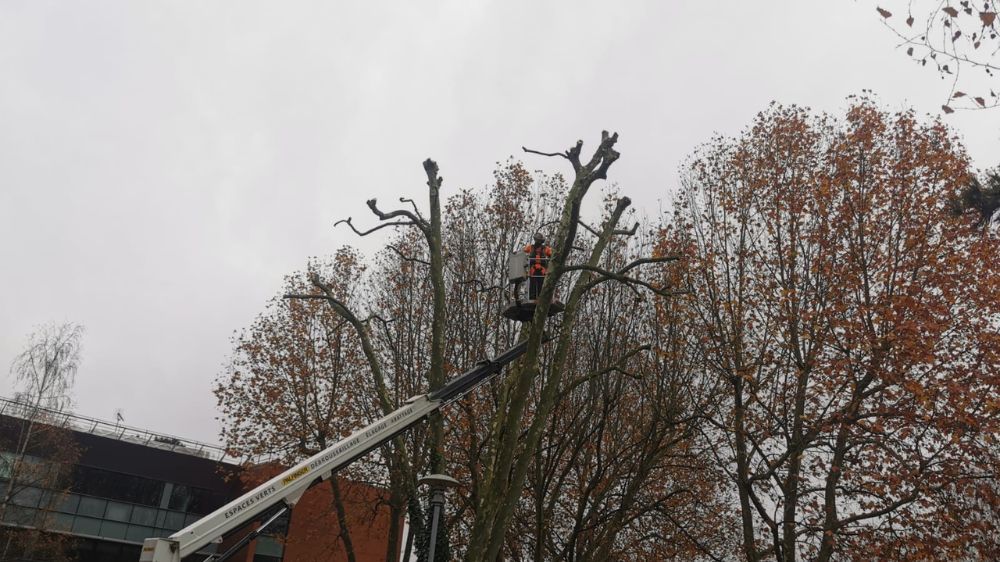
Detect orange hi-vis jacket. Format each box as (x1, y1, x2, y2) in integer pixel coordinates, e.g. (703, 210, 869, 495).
(524, 243, 553, 276)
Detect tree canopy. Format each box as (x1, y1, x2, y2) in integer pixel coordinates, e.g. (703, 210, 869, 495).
(216, 102, 1000, 561)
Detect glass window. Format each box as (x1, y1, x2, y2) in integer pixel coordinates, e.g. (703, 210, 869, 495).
(3, 505, 35, 525)
(56, 493, 80, 514)
(126, 525, 155, 543)
(159, 482, 174, 509)
(254, 536, 284, 557)
(11, 486, 42, 508)
(167, 484, 225, 514)
(72, 516, 103, 535)
(52, 512, 74, 531)
(187, 487, 226, 514)
(100, 520, 128, 540)
(119, 545, 143, 562)
(38, 489, 54, 509)
(131, 505, 157, 526)
(269, 510, 290, 536)
(155, 509, 167, 527)
(72, 465, 164, 507)
(0, 452, 14, 479)
(77, 496, 106, 518)
(94, 542, 121, 558)
(73, 541, 144, 562)
(168, 484, 190, 511)
(163, 510, 185, 530)
(105, 501, 132, 522)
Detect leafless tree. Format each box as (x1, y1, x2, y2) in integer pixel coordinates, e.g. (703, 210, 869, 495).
(1, 323, 83, 561)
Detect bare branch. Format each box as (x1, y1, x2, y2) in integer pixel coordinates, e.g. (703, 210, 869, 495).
(366, 198, 428, 233)
(335, 216, 415, 237)
(618, 255, 682, 274)
(582, 131, 620, 181)
(387, 244, 430, 266)
(566, 140, 584, 173)
(398, 197, 426, 222)
(456, 278, 505, 293)
(283, 293, 327, 300)
(578, 219, 641, 237)
(616, 221, 640, 236)
(567, 263, 689, 298)
(563, 344, 651, 394)
(577, 219, 601, 236)
(522, 146, 571, 161)
(359, 313, 394, 326)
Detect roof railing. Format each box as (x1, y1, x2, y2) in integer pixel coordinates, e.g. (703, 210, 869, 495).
(0, 396, 235, 464)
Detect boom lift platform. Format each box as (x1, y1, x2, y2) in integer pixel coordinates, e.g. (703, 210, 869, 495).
(140, 339, 533, 562)
(502, 249, 564, 322)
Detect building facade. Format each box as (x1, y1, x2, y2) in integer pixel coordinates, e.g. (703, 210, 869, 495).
(0, 398, 395, 562)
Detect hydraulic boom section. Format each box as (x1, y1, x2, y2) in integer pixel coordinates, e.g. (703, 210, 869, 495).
(139, 339, 530, 562)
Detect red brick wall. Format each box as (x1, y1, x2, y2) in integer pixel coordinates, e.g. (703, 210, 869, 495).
(237, 463, 400, 562)
(282, 478, 397, 561)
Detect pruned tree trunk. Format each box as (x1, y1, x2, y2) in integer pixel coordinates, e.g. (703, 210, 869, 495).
(467, 133, 627, 561)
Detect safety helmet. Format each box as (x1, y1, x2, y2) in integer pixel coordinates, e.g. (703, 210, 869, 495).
(533, 232, 545, 243)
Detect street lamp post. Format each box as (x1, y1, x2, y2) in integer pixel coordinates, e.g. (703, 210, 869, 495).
(417, 473, 459, 562)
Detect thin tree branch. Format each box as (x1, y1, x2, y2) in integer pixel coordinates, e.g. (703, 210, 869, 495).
(522, 146, 570, 160)
(566, 262, 688, 298)
(335, 216, 415, 237)
(618, 255, 683, 274)
(577, 220, 601, 236)
(387, 244, 430, 266)
(456, 278, 504, 293)
(284, 294, 326, 300)
(398, 197, 426, 222)
(366, 199, 429, 233)
(579, 219, 640, 237)
(563, 345, 651, 394)
(360, 313, 393, 326)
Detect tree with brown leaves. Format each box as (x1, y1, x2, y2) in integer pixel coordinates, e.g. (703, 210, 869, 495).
(215, 250, 375, 562)
(678, 99, 1000, 561)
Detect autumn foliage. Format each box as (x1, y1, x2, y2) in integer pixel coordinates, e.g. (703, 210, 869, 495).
(677, 99, 1000, 561)
(876, 0, 1000, 111)
(215, 101, 1000, 561)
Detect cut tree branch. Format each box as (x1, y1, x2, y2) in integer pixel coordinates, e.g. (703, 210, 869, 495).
(579, 219, 640, 237)
(366, 198, 429, 233)
(398, 197, 426, 222)
(335, 216, 414, 237)
(521, 146, 569, 160)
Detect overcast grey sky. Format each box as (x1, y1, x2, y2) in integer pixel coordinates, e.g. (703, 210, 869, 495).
(2, 1, 998, 444)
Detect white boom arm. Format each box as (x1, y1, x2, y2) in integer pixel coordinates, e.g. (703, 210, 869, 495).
(139, 339, 530, 562)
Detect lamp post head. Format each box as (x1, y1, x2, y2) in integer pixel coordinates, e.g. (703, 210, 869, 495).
(417, 474, 460, 489)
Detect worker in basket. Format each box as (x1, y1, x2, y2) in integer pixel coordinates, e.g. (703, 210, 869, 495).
(524, 232, 553, 301)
